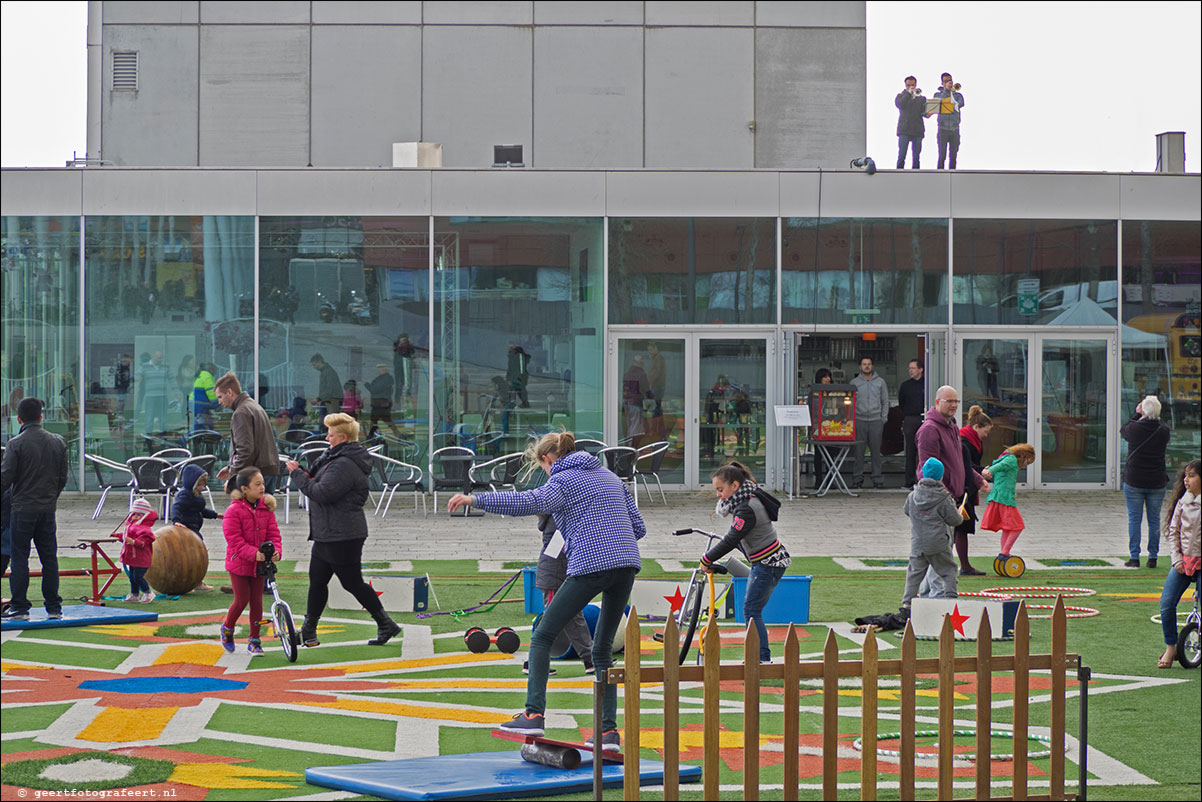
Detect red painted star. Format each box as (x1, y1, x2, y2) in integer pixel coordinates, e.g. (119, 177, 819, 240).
(665, 586, 685, 614)
(948, 604, 971, 637)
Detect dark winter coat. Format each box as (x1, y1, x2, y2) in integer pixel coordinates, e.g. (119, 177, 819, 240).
(290, 441, 373, 543)
(0, 422, 68, 511)
(895, 90, 927, 138)
(170, 463, 219, 536)
(119, 509, 157, 569)
(1120, 414, 1170, 489)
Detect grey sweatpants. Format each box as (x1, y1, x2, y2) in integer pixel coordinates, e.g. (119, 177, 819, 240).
(901, 543, 959, 608)
(852, 418, 885, 485)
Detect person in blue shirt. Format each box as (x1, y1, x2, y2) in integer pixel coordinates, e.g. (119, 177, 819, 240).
(448, 431, 645, 752)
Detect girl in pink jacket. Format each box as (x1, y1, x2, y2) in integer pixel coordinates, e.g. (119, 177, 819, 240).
(221, 467, 282, 656)
(119, 497, 158, 603)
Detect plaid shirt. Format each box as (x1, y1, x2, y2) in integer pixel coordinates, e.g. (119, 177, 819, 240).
(474, 451, 644, 576)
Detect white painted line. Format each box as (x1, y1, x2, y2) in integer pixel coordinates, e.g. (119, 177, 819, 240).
(8, 636, 135, 652)
(477, 560, 507, 573)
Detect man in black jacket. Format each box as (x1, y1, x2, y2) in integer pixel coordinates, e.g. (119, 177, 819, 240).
(898, 359, 926, 488)
(1, 398, 68, 621)
(895, 76, 926, 169)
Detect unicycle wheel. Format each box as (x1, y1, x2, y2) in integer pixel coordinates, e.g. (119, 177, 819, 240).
(274, 604, 299, 662)
(1178, 621, 1201, 669)
(993, 556, 1006, 577)
(1002, 555, 1026, 579)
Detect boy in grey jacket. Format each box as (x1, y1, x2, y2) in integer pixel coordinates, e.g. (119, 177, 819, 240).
(901, 458, 964, 610)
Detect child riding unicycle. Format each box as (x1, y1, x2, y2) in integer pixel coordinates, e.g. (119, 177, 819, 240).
(980, 443, 1035, 578)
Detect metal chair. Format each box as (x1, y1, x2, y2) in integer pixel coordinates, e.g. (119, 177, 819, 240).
(634, 441, 670, 504)
(372, 452, 426, 517)
(598, 445, 639, 504)
(150, 447, 192, 464)
(125, 456, 174, 516)
(276, 458, 295, 524)
(84, 453, 133, 520)
(471, 452, 525, 493)
(187, 429, 225, 460)
(574, 438, 607, 455)
(429, 446, 477, 511)
(279, 428, 318, 456)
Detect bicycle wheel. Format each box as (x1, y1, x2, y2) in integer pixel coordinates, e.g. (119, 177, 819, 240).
(676, 576, 705, 665)
(275, 602, 299, 663)
(1178, 621, 1201, 669)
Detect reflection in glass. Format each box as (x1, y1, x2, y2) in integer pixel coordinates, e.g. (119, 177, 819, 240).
(1, 217, 81, 489)
(609, 218, 775, 325)
(700, 340, 767, 480)
(961, 338, 1028, 483)
(1121, 221, 1201, 468)
(952, 219, 1117, 325)
(1040, 339, 1106, 484)
(617, 339, 685, 483)
(83, 216, 254, 474)
(782, 218, 947, 324)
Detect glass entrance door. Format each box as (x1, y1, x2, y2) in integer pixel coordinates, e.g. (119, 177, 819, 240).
(615, 338, 686, 483)
(699, 339, 769, 481)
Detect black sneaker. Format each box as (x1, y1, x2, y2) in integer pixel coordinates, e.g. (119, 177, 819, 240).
(1147, 558, 1158, 569)
(1124, 558, 1140, 568)
(521, 661, 556, 676)
(1, 608, 30, 621)
(586, 730, 621, 752)
(499, 712, 545, 736)
(583, 662, 595, 675)
(47, 610, 64, 620)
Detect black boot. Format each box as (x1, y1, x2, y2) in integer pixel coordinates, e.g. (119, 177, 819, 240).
(301, 616, 320, 647)
(369, 608, 401, 646)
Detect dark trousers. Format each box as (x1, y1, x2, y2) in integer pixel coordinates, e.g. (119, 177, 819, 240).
(306, 538, 384, 620)
(224, 573, 265, 638)
(937, 130, 960, 169)
(897, 135, 922, 169)
(903, 414, 923, 486)
(7, 509, 62, 615)
(128, 565, 150, 595)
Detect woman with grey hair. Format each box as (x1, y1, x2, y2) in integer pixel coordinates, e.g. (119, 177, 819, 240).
(1121, 395, 1171, 567)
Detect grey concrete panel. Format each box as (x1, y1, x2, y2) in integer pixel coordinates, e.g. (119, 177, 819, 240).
(950, 173, 1120, 220)
(311, 26, 421, 167)
(422, 27, 532, 168)
(81, 169, 257, 214)
(645, 1, 754, 26)
(645, 28, 754, 169)
(199, 1, 308, 23)
(257, 170, 432, 215)
(533, 27, 642, 169)
(533, 1, 643, 25)
(423, 1, 533, 25)
(199, 26, 309, 166)
(605, 172, 779, 217)
(754, 1, 865, 27)
(808, 171, 953, 218)
(777, 172, 820, 216)
(1119, 175, 1202, 221)
(312, 1, 422, 24)
(102, 24, 199, 167)
(103, 2, 198, 24)
(432, 171, 605, 216)
(0, 170, 83, 216)
(755, 27, 866, 169)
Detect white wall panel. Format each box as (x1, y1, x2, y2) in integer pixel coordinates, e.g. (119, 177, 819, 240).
(103, 2, 198, 24)
(257, 170, 431, 215)
(810, 171, 952, 218)
(423, 1, 533, 25)
(606, 172, 779, 217)
(0, 171, 83, 217)
(533, 1, 643, 25)
(950, 173, 1120, 219)
(312, 1, 421, 24)
(533, 27, 642, 168)
(755, 1, 865, 27)
(81, 170, 257, 215)
(432, 171, 605, 216)
(1119, 175, 1202, 221)
(645, 1, 754, 26)
(199, 2, 308, 23)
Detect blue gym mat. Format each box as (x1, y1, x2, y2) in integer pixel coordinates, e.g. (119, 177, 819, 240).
(1, 604, 157, 631)
(305, 749, 701, 801)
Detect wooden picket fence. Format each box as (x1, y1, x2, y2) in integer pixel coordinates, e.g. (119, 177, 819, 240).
(605, 597, 1083, 801)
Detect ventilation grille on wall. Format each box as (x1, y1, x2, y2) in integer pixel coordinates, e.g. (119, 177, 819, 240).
(112, 51, 138, 91)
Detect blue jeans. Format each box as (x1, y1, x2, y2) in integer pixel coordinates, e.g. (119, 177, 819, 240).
(1123, 483, 1166, 559)
(7, 509, 62, 615)
(897, 135, 922, 169)
(128, 565, 151, 595)
(1160, 568, 1200, 646)
(525, 566, 637, 732)
(744, 562, 786, 661)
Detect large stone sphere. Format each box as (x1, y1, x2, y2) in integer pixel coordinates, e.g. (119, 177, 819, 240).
(145, 525, 209, 596)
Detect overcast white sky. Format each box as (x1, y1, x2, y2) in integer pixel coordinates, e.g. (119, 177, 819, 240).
(2, 0, 1200, 172)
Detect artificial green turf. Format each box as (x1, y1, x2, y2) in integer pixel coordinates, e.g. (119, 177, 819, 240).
(0, 703, 74, 733)
(206, 705, 396, 751)
(1, 639, 129, 669)
(0, 750, 175, 791)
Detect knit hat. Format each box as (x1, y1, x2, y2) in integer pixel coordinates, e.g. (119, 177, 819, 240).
(130, 498, 154, 516)
(921, 457, 945, 481)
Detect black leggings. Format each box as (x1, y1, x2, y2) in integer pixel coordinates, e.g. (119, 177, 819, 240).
(306, 539, 383, 620)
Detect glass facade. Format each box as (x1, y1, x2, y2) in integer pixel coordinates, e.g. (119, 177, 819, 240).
(609, 217, 775, 325)
(783, 218, 948, 324)
(1, 217, 81, 489)
(617, 338, 685, 483)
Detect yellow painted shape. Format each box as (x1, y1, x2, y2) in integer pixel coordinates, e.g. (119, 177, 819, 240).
(78, 705, 177, 742)
(299, 698, 509, 724)
(170, 762, 300, 790)
(154, 642, 225, 666)
(639, 729, 780, 750)
(1, 661, 54, 671)
(388, 678, 594, 690)
(81, 624, 158, 637)
(327, 652, 515, 674)
(831, 688, 967, 701)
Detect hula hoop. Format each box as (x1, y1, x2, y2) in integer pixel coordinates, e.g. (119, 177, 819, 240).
(959, 590, 1015, 600)
(1025, 604, 1100, 619)
(852, 729, 1057, 762)
(893, 629, 1015, 642)
(987, 586, 1097, 598)
(1150, 612, 1192, 624)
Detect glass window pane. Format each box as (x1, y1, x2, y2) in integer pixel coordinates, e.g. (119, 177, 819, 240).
(610, 218, 776, 324)
(1121, 220, 1201, 467)
(259, 217, 429, 466)
(961, 338, 1029, 484)
(700, 339, 767, 480)
(618, 339, 685, 483)
(782, 218, 947, 324)
(953, 219, 1118, 325)
(432, 217, 603, 462)
(83, 216, 253, 473)
(1, 216, 81, 489)
(1040, 339, 1107, 484)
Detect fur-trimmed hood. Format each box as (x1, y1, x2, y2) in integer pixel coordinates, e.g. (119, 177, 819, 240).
(227, 489, 277, 512)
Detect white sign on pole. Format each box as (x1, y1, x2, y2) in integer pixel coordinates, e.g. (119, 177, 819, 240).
(773, 405, 811, 427)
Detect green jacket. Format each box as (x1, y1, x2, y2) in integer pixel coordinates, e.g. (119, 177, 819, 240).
(984, 453, 1018, 507)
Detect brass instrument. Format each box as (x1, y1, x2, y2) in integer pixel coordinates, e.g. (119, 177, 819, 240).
(954, 82, 962, 90)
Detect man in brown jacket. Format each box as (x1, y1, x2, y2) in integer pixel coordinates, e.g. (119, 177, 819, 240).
(214, 372, 281, 493)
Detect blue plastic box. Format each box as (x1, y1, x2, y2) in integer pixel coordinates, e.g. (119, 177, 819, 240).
(730, 574, 812, 624)
(522, 566, 543, 614)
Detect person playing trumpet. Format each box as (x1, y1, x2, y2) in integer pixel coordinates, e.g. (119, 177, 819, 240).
(895, 76, 927, 169)
(929, 72, 965, 169)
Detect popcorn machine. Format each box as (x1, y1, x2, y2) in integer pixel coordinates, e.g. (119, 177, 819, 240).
(810, 384, 857, 441)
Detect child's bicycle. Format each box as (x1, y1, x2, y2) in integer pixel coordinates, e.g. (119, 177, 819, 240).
(1177, 578, 1201, 669)
(258, 542, 300, 662)
(653, 528, 750, 664)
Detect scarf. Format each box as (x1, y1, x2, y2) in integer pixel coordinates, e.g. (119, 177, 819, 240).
(718, 479, 757, 517)
(960, 424, 982, 453)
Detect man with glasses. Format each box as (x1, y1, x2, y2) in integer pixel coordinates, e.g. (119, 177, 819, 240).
(916, 386, 988, 501)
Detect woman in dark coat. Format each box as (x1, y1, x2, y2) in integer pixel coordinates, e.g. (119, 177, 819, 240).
(1121, 395, 1171, 567)
(285, 412, 400, 647)
(955, 405, 993, 575)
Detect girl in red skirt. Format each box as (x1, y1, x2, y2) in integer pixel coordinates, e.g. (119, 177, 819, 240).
(980, 443, 1036, 560)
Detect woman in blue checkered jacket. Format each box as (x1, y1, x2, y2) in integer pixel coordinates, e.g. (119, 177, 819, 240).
(448, 431, 645, 752)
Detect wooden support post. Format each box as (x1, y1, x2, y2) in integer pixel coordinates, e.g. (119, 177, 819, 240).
(783, 625, 800, 802)
(1050, 597, 1067, 801)
(937, 614, 955, 801)
(822, 629, 839, 801)
(744, 623, 761, 801)
(976, 610, 993, 801)
(623, 607, 641, 801)
(703, 615, 721, 800)
(662, 615, 680, 801)
(1013, 602, 1030, 801)
(899, 622, 916, 801)
(860, 626, 878, 801)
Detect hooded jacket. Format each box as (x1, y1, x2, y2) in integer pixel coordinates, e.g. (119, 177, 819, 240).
(170, 463, 219, 535)
(222, 491, 281, 577)
(850, 372, 889, 422)
(916, 406, 983, 498)
(702, 487, 786, 567)
(473, 450, 645, 577)
(290, 441, 373, 542)
(904, 477, 964, 552)
(119, 509, 158, 569)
